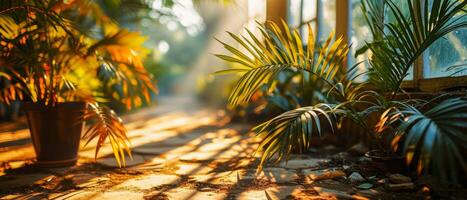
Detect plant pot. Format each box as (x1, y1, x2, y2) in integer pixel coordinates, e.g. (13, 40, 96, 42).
(23, 102, 87, 167)
(365, 150, 406, 173)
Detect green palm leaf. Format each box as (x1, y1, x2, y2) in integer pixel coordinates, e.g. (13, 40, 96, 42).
(363, 0, 467, 92)
(216, 21, 349, 107)
(253, 104, 340, 168)
(380, 97, 467, 183)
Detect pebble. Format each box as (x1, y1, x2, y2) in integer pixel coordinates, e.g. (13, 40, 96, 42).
(303, 168, 346, 182)
(348, 172, 365, 183)
(389, 173, 411, 184)
(385, 182, 415, 191)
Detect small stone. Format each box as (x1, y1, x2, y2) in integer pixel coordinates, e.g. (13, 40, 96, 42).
(385, 182, 415, 191)
(357, 183, 373, 189)
(279, 158, 330, 169)
(377, 178, 388, 184)
(348, 142, 368, 155)
(357, 188, 380, 198)
(348, 172, 365, 183)
(358, 156, 372, 163)
(389, 173, 411, 184)
(303, 168, 346, 182)
(342, 165, 350, 170)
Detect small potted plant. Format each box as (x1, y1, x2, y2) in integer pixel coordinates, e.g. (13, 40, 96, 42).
(0, 0, 156, 167)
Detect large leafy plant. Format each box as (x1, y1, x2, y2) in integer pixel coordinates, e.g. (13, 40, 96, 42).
(216, 0, 466, 183)
(0, 0, 156, 166)
(362, 0, 467, 182)
(215, 21, 352, 166)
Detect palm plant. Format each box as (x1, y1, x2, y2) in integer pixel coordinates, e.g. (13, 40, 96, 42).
(0, 0, 156, 166)
(216, 21, 351, 166)
(362, 0, 467, 92)
(361, 0, 467, 182)
(216, 0, 466, 183)
(377, 97, 467, 183)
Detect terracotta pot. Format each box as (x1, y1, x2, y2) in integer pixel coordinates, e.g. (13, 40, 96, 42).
(365, 150, 406, 173)
(23, 102, 86, 167)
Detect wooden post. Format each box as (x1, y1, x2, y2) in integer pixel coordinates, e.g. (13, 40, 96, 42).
(266, 0, 288, 25)
(335, 0, 350, 70)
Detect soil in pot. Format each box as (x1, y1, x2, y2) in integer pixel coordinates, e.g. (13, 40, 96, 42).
(23, 102, 87, 167)
(365, 150, 406, 173)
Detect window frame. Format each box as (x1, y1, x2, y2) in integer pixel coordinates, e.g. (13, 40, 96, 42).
(267, 0, 467, 92)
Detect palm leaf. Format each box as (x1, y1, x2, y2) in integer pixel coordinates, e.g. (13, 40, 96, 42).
(216, 21, 349, 107)
(82, 103, 131, 167)
(253, 104, 340, 168)
(364, 0, 467, 92)
(379, 97, 467, 183)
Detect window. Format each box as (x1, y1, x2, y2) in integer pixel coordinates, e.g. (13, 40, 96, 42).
(282, 0, 466, 91)
(318, 0, 336, 41)
(425, 29, 467, 78)
(287, 0, 317, 41)
(349, 0, 371, 82)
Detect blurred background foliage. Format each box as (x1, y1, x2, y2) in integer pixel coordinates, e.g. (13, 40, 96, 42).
(0, 0, 244, 120)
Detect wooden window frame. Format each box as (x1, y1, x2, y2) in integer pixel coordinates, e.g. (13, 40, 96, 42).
(267, 0, 467, 92)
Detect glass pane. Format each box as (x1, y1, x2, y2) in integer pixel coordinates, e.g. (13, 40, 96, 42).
(349, 0, 371, 82)
(300, 0, 317, 41)
(302, 0, 317, 23)
(425, 29, 467, 78)
(318, 0, 336, 41)
(288, 0, 302, 27)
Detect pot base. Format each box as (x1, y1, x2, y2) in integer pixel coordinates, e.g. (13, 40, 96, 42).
(35, 158, 77, 168)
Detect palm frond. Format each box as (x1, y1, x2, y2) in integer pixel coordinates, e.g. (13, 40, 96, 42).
(216, 21, 349, 107)
(253, 104, 340, 168)
(91, 30, 157, 109)
(364, 0, 467, 92)
(82, 103, 131, 167)
(378, 97, 467, 183)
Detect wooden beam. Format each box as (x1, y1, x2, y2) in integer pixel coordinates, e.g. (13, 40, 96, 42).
(266, 0, 287, 25)
(335, 0, 350, 69)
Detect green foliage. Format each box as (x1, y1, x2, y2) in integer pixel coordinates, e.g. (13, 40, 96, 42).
(378, 97, 467, 182)
(253, 104, 340, 168)
(216, 21, 350, 164)
(362, 0, 467, 92)
(215, 21, 349, 107)
(0, 0, 157, 167)
(216, 0, 467, 184)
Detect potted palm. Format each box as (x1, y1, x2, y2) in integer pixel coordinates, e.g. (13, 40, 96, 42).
(215, 0, 466, 183)
(0, 0, 156, 167)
